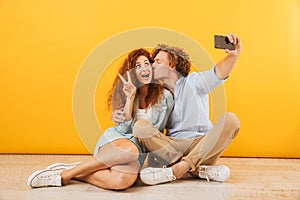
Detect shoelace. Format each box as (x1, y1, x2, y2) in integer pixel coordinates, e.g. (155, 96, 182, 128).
(163, 166, 176, 181)
(38, 170, 61, 186)
(199, 166, 222, 182)
(152, 166, 176, 182)
(199, 166, 211, 182)
(39, 172, 59, 179)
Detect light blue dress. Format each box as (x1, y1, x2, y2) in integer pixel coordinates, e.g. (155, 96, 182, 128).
(93, 89, 174, 166)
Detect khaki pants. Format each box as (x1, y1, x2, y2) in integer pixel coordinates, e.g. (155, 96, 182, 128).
(132, 112, 240, 172)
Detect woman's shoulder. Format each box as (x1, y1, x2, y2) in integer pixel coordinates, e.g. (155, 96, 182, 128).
(161, 88, 174, 106)
(162, 88, 173, 97)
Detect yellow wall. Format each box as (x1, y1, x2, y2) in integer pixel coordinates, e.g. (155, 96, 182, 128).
(0, 0, 299, 157)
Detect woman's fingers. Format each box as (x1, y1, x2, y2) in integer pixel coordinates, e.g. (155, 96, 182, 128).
(118, 73, 127, 84)
(126, 71, 132, 84)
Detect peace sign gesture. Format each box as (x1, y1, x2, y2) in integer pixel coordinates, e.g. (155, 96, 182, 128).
(118, 71, 136, 99)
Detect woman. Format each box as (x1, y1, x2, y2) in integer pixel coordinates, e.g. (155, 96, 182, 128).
(27, 48, 174, 190)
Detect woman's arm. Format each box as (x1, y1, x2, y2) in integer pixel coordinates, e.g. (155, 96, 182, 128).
(123, 96, 135, 121)
(118, 71, 136, 121)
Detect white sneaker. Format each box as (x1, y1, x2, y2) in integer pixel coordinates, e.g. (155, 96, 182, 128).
(27, 169, 63, 188)
(140, 166, 176, 185)
(46, 162, 81, 170)
(198, 165, 230, 182)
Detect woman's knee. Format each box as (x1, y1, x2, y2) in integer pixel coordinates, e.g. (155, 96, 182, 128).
(109, 172, 138, 190)
(98, 139, 139, 162)
(108, 162, 139, 190)
(114, 140, 139, 161)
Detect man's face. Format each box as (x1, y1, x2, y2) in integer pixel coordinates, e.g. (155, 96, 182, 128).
(152, 51, 172, 80)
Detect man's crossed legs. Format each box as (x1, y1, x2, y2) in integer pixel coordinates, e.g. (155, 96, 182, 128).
(133, 112, 240, 185)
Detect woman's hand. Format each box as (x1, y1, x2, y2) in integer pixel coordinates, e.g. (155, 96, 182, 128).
(118, 71, 136, 99)
(117, 71, 136, 121)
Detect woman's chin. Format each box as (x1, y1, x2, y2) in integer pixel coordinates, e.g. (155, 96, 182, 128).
(139, 79, 152, 85)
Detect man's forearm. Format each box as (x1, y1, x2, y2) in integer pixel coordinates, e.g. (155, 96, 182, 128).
(215, 55, 239, 80)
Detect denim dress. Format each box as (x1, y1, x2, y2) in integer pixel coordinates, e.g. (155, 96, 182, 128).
(93, 89, 174, 166)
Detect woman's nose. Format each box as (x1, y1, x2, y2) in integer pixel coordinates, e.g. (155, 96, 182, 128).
(141, 64, 151, 70)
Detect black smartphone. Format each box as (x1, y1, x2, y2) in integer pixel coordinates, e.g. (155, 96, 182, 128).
(214, 35, 235, 50)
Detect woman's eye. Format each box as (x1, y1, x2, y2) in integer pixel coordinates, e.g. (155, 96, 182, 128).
(135, 65, 141, 68)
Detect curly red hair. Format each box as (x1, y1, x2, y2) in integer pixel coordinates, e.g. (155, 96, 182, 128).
(108, 48, 164, 111)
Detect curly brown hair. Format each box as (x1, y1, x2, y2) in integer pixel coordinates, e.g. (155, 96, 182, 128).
(152, 44, 191, 77)
(108, 48, 164, 111)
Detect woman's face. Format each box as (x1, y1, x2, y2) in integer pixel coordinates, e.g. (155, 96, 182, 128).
(134, 55, 152, 85)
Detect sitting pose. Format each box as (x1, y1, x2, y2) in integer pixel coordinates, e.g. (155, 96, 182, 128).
(27, 48, 174, 190)
(131, 34, 241, 185)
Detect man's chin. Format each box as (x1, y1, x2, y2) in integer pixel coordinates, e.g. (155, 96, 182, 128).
(153, 74, 160, 80)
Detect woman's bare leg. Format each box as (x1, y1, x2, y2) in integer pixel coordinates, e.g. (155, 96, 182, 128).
(75, 161, 139, 190)
(60, 139, 139, 183)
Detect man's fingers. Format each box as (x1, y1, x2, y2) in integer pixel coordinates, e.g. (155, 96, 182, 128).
(232, 34, 237, 45)
(114, 114, 125, 123)
(226, 33, 237, 45)
(226, 33, 232, 43)
(115, 110, 125, 115)
(236, 36, 241, 48)
(114, 117, 125, 123)
(112, 108, 125, 124)
(113, 110, 125, 118)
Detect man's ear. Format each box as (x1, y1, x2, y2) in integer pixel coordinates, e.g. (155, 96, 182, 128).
(170, 63, 176, 70)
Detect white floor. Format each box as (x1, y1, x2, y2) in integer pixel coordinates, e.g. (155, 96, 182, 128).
(0, 155, 299, 200)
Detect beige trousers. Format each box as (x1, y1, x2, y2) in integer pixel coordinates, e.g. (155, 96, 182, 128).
(132, 112, 240, 172)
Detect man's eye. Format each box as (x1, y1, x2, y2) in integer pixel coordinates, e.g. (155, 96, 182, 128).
(144, 63, 149, 66)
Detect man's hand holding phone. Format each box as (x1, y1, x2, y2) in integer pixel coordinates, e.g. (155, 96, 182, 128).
(214, 33, 242, 79)
(214, 33, 242, 56)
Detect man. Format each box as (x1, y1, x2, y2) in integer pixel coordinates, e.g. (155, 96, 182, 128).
(132, 33, 241, 185)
